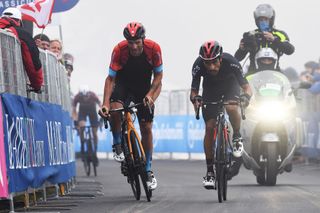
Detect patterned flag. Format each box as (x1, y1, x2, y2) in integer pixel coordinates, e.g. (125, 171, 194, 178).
(18, 0, 55, 28)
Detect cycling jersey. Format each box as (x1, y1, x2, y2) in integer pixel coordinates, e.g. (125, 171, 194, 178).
(191, 53, 248, 121)
(108, 39, 163, 122)
(109, 39, 162, 77)
(73, 91, 101, 126)
(73, 91, 100, 113)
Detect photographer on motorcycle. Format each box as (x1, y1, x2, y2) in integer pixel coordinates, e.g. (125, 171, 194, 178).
(235, 4, 295, 76)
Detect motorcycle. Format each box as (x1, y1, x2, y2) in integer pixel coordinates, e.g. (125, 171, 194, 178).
(241, 70, 303, 186)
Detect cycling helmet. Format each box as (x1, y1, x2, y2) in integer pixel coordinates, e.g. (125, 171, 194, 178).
(255, 48, 278, 71)
(254, 4, 275, 29)
(199, 40, 223, 61)
(123, 22, 146, 40)
(79, 84, 89, 95)
(2, 7, 22, 20)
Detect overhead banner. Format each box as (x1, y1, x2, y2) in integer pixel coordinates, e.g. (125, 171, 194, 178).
(53, 0, 79, 13)
(1, 93, 75, 193)
(0, 0, 79, 14)
(0, 99, 8, 198)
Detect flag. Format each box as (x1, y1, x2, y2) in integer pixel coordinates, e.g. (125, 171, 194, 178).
(18, 0, 55, 28)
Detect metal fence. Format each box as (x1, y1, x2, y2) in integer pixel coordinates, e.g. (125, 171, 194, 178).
(0, 29, 72, 113)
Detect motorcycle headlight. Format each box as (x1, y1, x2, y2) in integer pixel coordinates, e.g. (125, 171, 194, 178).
(255, 101, 289, 121)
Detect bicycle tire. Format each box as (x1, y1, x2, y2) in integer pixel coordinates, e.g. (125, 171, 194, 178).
(130, 131, 151, 202)
(129, 170, 141, 200)
(215, 123, 226, 203)
(123, 134, 141, 200)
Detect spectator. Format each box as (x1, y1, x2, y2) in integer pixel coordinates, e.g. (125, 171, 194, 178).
(0, 7, 43, 91)
(33, 33, 50, 50)
(63, 53, 74, 78)
(308, 64, 320, 94)
(49, 39, 63, 61)
(299, 61, 319, 87)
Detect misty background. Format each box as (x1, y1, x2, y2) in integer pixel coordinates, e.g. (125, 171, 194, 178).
(35, 0, 320, 94)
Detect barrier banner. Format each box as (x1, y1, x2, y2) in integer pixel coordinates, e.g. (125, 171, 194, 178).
(0, 98, 8, 198)
(78, 115, 205, 153)
(1, 93, 75, 193)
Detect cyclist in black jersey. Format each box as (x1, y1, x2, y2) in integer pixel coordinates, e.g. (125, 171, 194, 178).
(190, 40, 252, 189)
(73, 85, 101, 160)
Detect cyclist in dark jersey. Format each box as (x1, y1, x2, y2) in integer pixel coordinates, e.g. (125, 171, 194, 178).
(73, 85, 101, 160)
(190, 40, 252, 189)
(99, 22, 163, 190)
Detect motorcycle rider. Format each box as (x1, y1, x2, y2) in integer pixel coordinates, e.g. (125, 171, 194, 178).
(235, 4, 294, 76)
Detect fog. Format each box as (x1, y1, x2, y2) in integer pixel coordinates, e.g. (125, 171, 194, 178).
(35, 0, 320, 94)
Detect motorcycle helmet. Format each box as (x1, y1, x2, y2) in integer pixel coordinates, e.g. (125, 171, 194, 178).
(123, 22, 146, 40)
(254, 4, 275, 31)
(199, 40, 223, 61)
(255, 48, 278, 71)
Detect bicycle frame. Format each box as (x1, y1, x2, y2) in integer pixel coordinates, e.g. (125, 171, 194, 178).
(123, 110, 146, 162)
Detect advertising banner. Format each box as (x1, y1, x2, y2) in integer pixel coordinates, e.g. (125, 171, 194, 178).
(0, 99, 8, 198)
(0, 0, 79, 14)
(77, 115, 205, 154)
(1, 93, 75, 193)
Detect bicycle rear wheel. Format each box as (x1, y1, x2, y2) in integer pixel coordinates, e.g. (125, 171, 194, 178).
(130, 131, 151, 202)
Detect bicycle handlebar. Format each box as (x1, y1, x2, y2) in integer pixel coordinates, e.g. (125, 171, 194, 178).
(195, 99, 246, 120)
(98, 102, 152, 129)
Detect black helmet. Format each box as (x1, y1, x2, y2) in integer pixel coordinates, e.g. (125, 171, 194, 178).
(123, 22, 146, 40)
(254, 4, 275, 29)
(199, 40, 223, 61)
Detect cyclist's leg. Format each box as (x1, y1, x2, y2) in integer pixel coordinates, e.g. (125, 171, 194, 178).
(201, 91, 220, 189)
(202, 104, 218, 174)
(78, 111, 87, 160)
(136, 98, 157, 190)
(225, 87, 243, 177)
(109, 83, 127, 162)
(88, 110, 99, 151)
(225, 85, 244, 158)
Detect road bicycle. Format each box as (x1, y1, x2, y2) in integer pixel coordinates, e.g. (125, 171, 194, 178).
(196, 96, 245, 203)
(99, 102, 152, 202)
(79, 126, 98, 177)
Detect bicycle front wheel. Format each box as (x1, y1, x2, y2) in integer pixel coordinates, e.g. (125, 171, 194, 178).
(130, 131, 151, 202)
(215, 123, 227, 203)
(129, 170, 141, 200)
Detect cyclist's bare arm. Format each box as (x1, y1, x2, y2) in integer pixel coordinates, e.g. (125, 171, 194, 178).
(190, 89, 199, 102)
(241, 83, 252, 97)
(146, 71, 163, 104)
(101, 75, 115, 116)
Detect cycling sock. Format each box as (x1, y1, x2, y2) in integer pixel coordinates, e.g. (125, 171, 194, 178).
(206, 159, 214, 173)
(233, 131, 241, 139)
(112, 132, 122, 145)
(145, 151, 152, 172)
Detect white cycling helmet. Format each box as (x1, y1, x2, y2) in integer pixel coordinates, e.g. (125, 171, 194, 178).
(2, 7, 22, 20)
(79, 84, 89, 95)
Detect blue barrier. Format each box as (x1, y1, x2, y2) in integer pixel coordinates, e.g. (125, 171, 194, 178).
(1, 93, 75, 193)
(74, 115, 205, 154)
